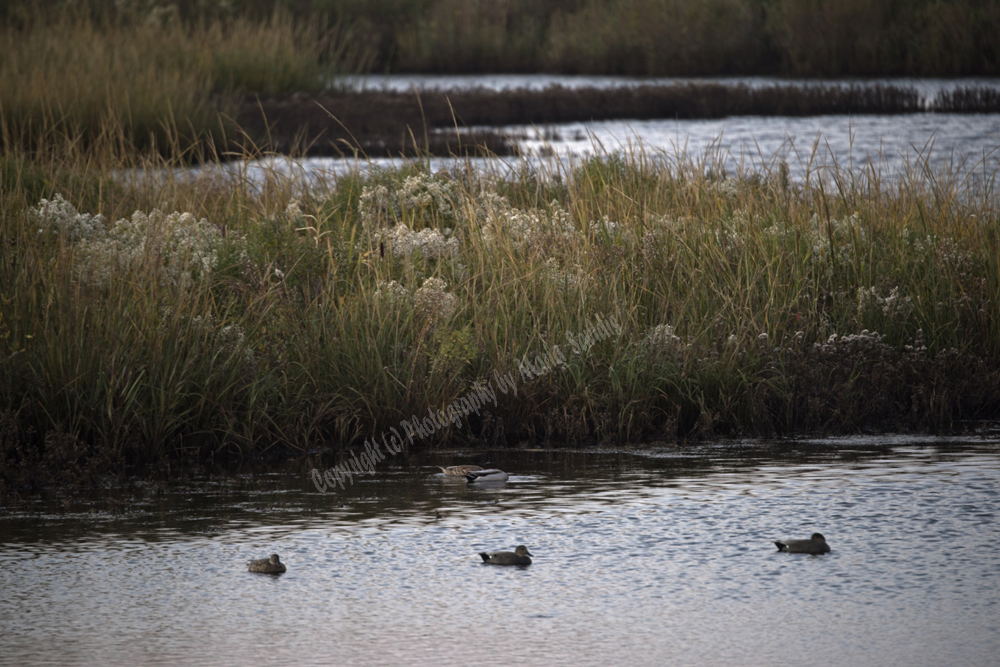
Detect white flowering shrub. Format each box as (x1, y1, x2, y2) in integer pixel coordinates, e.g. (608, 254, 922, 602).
(414, 277, 457, 322)
(75, 209, 223, 287)
(33, 194, 106, 243)
(645, 324, 683, 351)
(374, 280, 412, 307)
(857, 286, 914, 319)
(706, 176, 740, 199)
(899, 230, 975, 280)
(359, 184, 395, 227)
(482, 199, 578, 250)
(812, 329, 888, 354)
(467, 191, 510, 224)
(589, 215, 620, 236)
(359, 172, 457, 228)
(541, 257, 591, 294)
(32, 195, 224, 287)
(378, 223, 459, 259)
(805, 212, 870, 280)
(713, 207, 760, 259)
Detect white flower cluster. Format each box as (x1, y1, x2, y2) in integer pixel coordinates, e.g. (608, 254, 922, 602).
(80, 209, 222, 287)
(398, 174, 456, 218)
(285, 199, 305, 223)
(714, 208, 758, 258)
(359, 173, 457, 228)
(589, 215, 620, 236)
(374, 280, 411, 307)
(900, 231, 974, 279)
(378, 224, 459, 259)
(645, 323, 683, 352)
(32, 195, 222, 287)
(541, 257, 591, 294)
(641, 228, 662, 257)
(706, 177, 740, 199)
(857, 286, 914, 318)
(813, 330, 887, 354)
(483, 200, 577, 250)
(414, 277, 457, 322)
(359, 184, 395, 227)
(805, 212, 870, 279)
(33, 194, 106, 243)
(468, 191, 510, 224)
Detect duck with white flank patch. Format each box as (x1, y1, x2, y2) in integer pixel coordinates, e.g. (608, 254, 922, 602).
(465, 468, 509, 483)
(774, 533, 831, 554)
(248, 554, 287, 573)
(480, 545, 533, 565)
(438, 465, 483, 476)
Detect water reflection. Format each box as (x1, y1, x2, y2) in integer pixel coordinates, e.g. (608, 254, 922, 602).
(2, 438, 998, 666)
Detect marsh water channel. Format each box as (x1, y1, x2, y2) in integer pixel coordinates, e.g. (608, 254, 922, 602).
(2, 436, 999, 666)
(229, 74, 1000, 191)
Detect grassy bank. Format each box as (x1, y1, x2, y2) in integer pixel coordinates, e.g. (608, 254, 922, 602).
(2, 129, 999, 496)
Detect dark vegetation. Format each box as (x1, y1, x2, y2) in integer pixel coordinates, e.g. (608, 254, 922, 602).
(3, 0, 1000, 78)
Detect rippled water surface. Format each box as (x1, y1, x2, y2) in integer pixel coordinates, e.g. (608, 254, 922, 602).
(252, 116, 1000, 191)
(2, 437, 999, 666)
(195, 74, 1000, 189)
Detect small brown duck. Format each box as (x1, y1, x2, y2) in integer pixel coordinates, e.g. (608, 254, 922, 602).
(439, 465, 483, 476)
(480, 545, 533, 565)
(248, 554, 287, 573)
(774, 533, 831, 554)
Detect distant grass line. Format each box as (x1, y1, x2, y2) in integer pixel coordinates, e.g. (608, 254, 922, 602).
(2, 130, 999, 496)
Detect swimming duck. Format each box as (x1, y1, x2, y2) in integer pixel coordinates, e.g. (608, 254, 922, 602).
(248, 554, 287, 573)
(466, 468, 509, 483)
(438, 465, 483, 476)
(774, 533, 831, 554)
(480, 545, 533, 565)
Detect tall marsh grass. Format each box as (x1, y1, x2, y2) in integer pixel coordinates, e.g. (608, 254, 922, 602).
(0, 9, 371, 157)
(2, 130, 999, 495)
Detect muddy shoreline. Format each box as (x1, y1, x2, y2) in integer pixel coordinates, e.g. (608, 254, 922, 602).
(235, 83, 1000, 157)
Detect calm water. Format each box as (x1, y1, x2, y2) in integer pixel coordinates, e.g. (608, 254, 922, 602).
(233, 110, 1000, 193)
(188, 74, 1000, 189)
(2, 437, 999, 667)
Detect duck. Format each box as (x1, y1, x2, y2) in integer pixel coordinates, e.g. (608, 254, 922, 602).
(248, 553, 287, 573)
(774, 533, 831, 554)
(480, 545, 533, 565)
(465, 468, 509, 483)
(438, 464, 483, 476)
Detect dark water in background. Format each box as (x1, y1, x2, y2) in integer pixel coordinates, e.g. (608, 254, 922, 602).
(2, 436, 999, 667)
